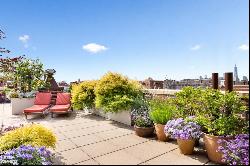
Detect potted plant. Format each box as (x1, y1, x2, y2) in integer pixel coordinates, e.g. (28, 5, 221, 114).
(165, 117, 202, 155)
(194, 90, 248, 164)
(149, 98, 175, 141)
(131, 98, 154, 137)
(217, 134, 249, 165)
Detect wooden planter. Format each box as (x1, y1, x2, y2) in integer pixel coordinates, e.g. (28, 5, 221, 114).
(203, 134, 234, 164)
(134, 125, 154, 137)
(11, 98, 35, 115)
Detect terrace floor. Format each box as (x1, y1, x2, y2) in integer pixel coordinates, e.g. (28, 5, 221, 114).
(1, 104, 216, 165)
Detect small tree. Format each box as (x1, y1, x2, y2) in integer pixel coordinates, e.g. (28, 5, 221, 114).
(15, 58, 47, 92)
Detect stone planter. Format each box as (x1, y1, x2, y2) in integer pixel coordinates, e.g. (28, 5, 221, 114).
(134, 125, 154, 137)
(92, 109, 108, 118)
(155, 124, 169, 141)
(203, 134, 234, 164)
(93, 109, 132, 126)
(11, 98, 35, 115)
(177, 139, 195, 155)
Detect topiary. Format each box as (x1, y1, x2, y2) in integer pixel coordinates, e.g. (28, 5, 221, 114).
(0, 124, 56, 152)
(94, 72, 143, 113)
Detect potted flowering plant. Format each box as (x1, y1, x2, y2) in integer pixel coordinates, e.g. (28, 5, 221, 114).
(165, 117, 202, 155)
(217, 134, 249, 165)
(131, 98, 154, 137)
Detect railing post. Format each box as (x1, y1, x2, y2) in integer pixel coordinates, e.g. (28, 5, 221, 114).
(224, 72, 233, 92)
(212, 73, 219, 89)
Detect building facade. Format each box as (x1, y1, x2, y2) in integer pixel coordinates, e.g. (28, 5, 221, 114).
(140, 77, 164, 89)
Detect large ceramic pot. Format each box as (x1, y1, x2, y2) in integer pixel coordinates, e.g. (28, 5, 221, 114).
(177, 139, 195, 155)
(203, 134, 234, 164)
(134, 125, 154, 137)
(155, 124, 169, 141)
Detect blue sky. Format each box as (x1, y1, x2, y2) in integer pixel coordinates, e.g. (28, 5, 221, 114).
(0, 0, 249, 82)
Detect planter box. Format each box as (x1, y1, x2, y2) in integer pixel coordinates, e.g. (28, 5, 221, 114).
(93, 109, 131, 126)
(11, 98, 35, 115)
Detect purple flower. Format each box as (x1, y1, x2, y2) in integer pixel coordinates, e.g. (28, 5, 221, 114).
(0, 145, 53, 165)
(218, 134, 249, 165)
(164, 118, 202, 140)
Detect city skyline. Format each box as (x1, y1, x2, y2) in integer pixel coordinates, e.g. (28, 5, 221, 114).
(0, 0, 249, 83)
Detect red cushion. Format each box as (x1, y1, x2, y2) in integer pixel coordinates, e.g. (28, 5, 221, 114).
(56, 93, 71, 105)
(50, 104, 71, 112)
(24, 105, 50, 113)
(34, 92, 52, 105)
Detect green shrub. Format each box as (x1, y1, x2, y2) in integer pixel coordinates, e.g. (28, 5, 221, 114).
(95, 72, 143, 113)
(0, 124, 56, 151)
(173, 86, 206, 118)
(71, 80, 98, 110)
(184, 88, 248, 136)
(149, 98, 175, 124)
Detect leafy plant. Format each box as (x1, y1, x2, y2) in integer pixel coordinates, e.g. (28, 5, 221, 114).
(172, 87, 248, 136)
(15, 58, 47, 93)
(0, 56, 48, 93)
(9, 91, 19, 98)
(0, 124, 56, 151)
(173, 86, 205, 118)
(217, 134, 249, 165)
(0, 145, 53, 165)
(149, 98, 175, 124)
(164, 117, 202, 140)
(95, 72, 143, 113)
(71, 80, 98, 110)
(195, 115, 248, 136)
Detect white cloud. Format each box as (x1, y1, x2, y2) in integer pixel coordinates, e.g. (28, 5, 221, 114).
(190, 44, 201, 51)
(19, 35, 30, 43)
(238, 44, 249, 51)
(82, 43, 108, 53)
(19, 35, 30, 48)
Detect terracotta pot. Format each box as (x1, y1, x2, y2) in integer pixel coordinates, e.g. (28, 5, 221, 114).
(155, 124, 169, 141)
(203, 134, 234, 164)
(177, 139, 195, 155)
(134, 125, 154, 137)
(165, 133, 171, 140)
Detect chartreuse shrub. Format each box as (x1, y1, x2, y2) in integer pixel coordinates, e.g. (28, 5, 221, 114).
(149, 98, 176, 124)
(0, 124, 56, 151)
(71, 80, 98, 110)
(95, 72, 143, 113)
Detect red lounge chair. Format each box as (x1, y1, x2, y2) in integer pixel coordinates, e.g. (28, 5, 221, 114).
(23, 92, 52, 119)
(50, 93, 72, 118)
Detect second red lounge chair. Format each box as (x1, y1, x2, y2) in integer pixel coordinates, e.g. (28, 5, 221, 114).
(23, 92, 52, 119)
(50, 93, 72, 118)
